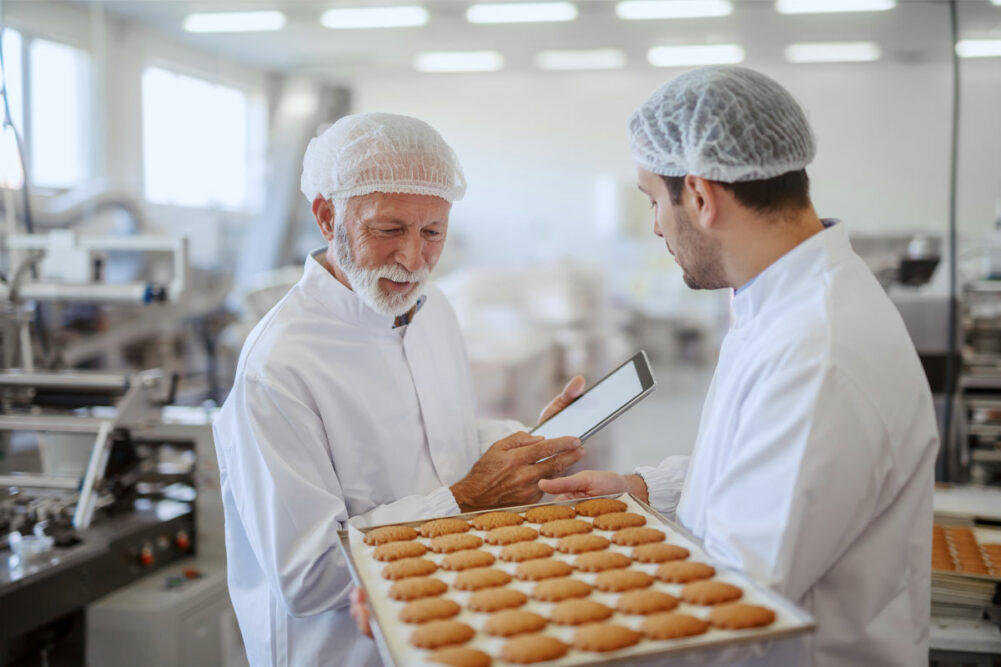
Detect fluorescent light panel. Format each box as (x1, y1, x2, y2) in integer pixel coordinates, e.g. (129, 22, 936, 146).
(183, 11, 285, 33)
(467, 2, 577, 23)
(776, 0, 895, 14)
(956, 39, 1001, 58)
(647, 44, 744, 67)
(415, 51, 504, 72)
(535, 49, 627, 70)
(616, 1, 732, 20)
(785, 41, 881, 63)
(321, 6, 428, 29)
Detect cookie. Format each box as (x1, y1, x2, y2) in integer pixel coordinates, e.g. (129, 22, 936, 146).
(500, 635, 568, 664)
(485, 526, 539, 545)
(572, 622, 642, 652)
(540, 519, 593, 538)
(556, 534, 610, 554)
(382, 557, 438, 580)
(642, 612, 711, 640)
(681, 580, 743, 605)
(427, 646, 492, 667)
(399, 598, 461, 624)
(512, 558, 571, 581)
(593, 512, 646, 531)
(532, 577, 592, 602)
(484, 610, 549, 637)
(611, 527, 665, 546)
(573, 551, 631, 572)
(374, 540, 427, 562)
(471, 511, 524, 531)
(632, 542, 690, 563)
(617, 590, 679, 615)
(420, 518, 471, 538)
(500, 542, 555, 562)
(594, 569, 654, 592)
(453, 567, 512, 591)
(525, 505, 576, 523)
(364, 525, 418, 546)
(431, 533, 483, 554)
(388, 577, 447, 601)
(656, 561, 716, 583)
(442, 550, 496, 571)
(410, 620, 475, 649)
(468, 587, 528, 613)
(549, 600, 614, 626)
(709, 603, 777, 629)
(575, 498, 628, 517)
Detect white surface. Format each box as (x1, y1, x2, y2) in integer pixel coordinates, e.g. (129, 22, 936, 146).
(934, 484, 1001, 522)
(929, 616, 1001, 654)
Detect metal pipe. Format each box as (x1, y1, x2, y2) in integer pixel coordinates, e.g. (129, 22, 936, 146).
(0, 370, 129, 392)
(0, 473, 79, 490)
(0, 281, 158, 303)
(0, 415, 109, 433)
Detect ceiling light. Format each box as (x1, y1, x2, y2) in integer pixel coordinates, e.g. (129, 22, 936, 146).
(414, 51, 504, 72)
(321, 6, 428, 29)
(647, 44, 745, 67)
(784, 41, 881, 63)
(535, 49, 627, 70)
(616, 1, 732, 20)
(466, 2, 578, 24)
(956, 39, 1001, 58)
(776, 0, 895, 14)
(183, 11, 286, 33)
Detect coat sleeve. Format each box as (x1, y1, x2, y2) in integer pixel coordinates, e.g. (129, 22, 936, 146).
(475, 417, 526, 455)
(634, 456, 690, 518)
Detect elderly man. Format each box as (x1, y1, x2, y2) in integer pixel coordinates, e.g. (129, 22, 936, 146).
(540, 66, 938, 666)
(213, 112, 584, 667)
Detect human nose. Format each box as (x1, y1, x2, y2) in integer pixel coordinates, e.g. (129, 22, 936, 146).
(395, 230, 424, 272)
(652, 217, 663, 238)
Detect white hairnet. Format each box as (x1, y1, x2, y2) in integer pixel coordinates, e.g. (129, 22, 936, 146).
(628, 66, 816, 182)
(301, 112, 466, 203)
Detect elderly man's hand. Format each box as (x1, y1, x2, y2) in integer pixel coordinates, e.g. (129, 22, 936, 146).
(450, 432, 583, 511)
(350, 587, 373, 639)
(538, 470, 649, 503)
(538, 376, 586, 425)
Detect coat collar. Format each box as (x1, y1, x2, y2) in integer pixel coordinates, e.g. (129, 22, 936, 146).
(301, 249, 410, 331)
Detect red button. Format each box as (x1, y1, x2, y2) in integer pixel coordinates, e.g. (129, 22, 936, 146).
(140, 545, 154, 567)
(176, 532, 191, 551)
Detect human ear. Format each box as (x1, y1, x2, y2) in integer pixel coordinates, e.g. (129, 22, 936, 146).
(313, 197, 335, 241)
(686, 176, 718, 231)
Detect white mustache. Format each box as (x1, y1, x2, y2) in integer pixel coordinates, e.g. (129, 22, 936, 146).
(374, 264, 430, 284)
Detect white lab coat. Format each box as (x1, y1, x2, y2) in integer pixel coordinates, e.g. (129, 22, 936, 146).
(636, 222, 937, 666)
(213, 252, 518, 667)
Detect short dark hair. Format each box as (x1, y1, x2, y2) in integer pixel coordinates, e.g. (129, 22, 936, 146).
(662, 170, 810, 215)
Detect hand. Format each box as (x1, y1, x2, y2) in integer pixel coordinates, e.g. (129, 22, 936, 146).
(450, 431, 583, 511)
(349, 587, 373, 639)
(538, 470, 649, 503)
(538, 376, 586, 425)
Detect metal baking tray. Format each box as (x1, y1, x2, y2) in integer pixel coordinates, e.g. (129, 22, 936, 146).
(337, 493, 815, 666)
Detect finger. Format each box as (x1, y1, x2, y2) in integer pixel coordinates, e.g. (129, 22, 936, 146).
(554, 491, 592, 501)
(538, 470, 594, 495)
(538, 376, 587, 424)
(533, 446, 586, 479)
(496, 432, 544, 451)
(516, 436, 581, 464)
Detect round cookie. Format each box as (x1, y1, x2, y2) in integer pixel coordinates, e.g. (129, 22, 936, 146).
(427, 646, 492, 667)
(642, 612, 711, 640)
(709, 603, 777, 630)
(573, 551, 631, 572)
(500, 542, 555, 562)
(484, 610, 548, 637)
(399, 598, 462, 624)
(485, 525, 539, 546)
(532, 577, 592, 602)
(515, 559, 574, 581)
(525, 505, 576, 523)
(617, 590, 679, 615)
(364, 525, 418, 546)
(431, 533, 484, 554)
(374, 540, 427, 562)
(550, 600, 614, 626)
(453, 567, 512, 591)
(410, 620, 475, 649)
(557, 534, 610, 554)
(632, 542, 690, 563)
(593, 512, 646, 531)
(594, 569, 654, 593)
(471, 511, 524, 531)
(468, 587, 528, 613)
(540, 519, 593, 538)
(611, 527, 666, 546)
(681, 580, 743, 606)
(389, 577, 448, 601)
(442, 550, 496, 571)
(420, 518, 471, 538)
(382, 557, 438, 580)
(656, 561, 716, 583)
(572, 622, 642, 653)
(575, 498, 628, 517)
(500, 635, 568, 664)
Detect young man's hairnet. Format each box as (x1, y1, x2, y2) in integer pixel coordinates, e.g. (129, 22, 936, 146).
(301, 112, 467, 203)
(628, 65, 816, 183)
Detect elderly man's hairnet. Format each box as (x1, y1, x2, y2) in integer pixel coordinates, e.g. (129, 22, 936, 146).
(301, 112, 467, 203)
(628, 66, 816, 183)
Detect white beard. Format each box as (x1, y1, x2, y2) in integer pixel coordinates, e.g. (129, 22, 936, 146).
(333, 222, 430, 317)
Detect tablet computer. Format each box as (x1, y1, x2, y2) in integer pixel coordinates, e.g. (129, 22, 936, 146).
(531, 350, 656, 442)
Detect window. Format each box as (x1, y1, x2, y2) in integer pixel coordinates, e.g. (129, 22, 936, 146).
(141, 66, 251, 210)
(1, 28, 24, 133)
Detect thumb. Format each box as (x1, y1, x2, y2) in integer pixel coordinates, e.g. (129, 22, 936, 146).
(538, 471, 591, 495)
(562, 376, 586, 401)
